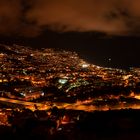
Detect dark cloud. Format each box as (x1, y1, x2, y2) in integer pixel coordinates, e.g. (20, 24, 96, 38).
(0, 0, 140, 37)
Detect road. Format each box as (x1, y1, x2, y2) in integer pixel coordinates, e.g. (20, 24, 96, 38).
(0, 97, 140, 112)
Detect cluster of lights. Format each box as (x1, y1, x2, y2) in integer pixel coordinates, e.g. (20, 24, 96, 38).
(58, 79, 68, 84)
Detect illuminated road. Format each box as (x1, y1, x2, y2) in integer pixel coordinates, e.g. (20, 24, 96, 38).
(0, 97, 43, 106)
(0, 97, 140, 112)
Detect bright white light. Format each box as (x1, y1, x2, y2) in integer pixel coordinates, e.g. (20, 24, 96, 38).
(41, 92, 45, 96)
(20, 93, 25, 97)
(82, 64, 89, 68)
(58, 79, 68, 84)
(30, 54, 34, 56)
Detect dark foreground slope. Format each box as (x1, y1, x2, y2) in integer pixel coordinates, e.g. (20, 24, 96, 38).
(0, 108, 140, 140)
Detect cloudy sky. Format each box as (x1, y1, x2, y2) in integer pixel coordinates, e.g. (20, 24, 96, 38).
(0, 0, 140, 37)
(0, 0, 140, 68)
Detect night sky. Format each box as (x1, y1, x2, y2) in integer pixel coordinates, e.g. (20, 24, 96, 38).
(0, 0, 140, 69)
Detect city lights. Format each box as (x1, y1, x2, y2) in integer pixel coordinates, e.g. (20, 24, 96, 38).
(0, 44, 140, 138)
(58, 79, 68, 84)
